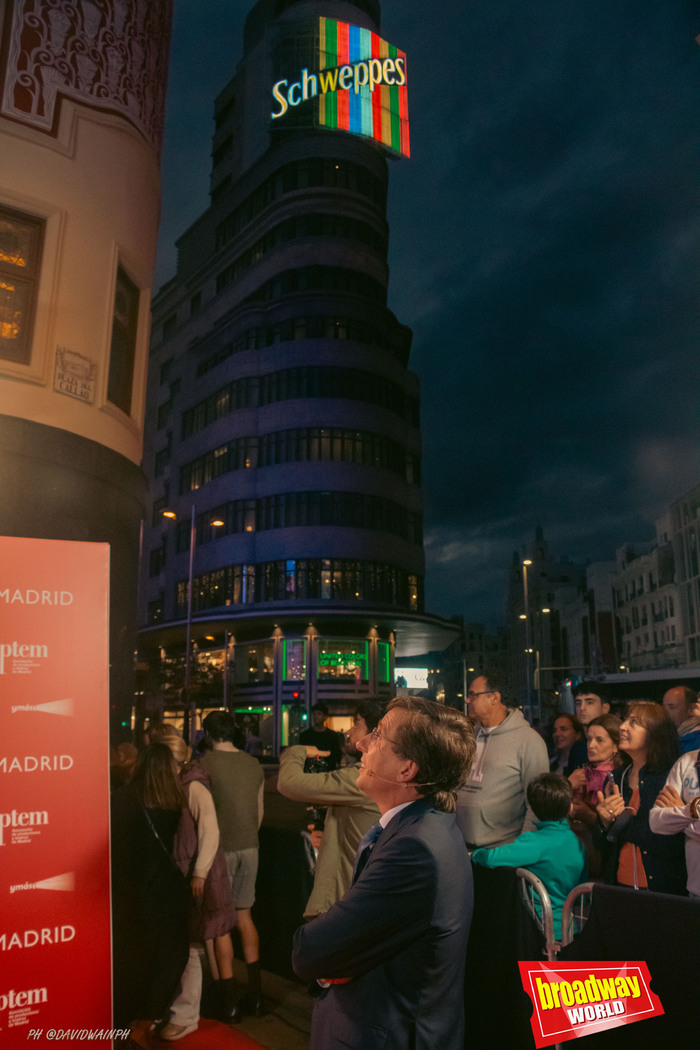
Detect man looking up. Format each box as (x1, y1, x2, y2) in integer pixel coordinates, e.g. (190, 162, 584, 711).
(456, 671, 549, 848)
(662, 685, 700, 753)
(292, 697, 475, 1050)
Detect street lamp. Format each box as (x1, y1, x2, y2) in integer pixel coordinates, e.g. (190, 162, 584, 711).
(163, 505, 223, 742)
(522, 559, 532, 713)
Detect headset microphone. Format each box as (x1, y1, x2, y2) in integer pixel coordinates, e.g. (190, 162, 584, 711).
(367, 770, 403, 784)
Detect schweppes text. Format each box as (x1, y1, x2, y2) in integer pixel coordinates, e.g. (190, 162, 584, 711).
(272, 57, 406, 118)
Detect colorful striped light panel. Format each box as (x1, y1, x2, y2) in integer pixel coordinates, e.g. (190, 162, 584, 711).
(317, 18, 410, 157)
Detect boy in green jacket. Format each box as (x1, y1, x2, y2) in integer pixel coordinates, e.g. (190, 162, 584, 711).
(471, 773, 587, 939)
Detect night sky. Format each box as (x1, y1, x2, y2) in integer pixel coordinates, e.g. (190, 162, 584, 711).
(155, 1, 699, 627)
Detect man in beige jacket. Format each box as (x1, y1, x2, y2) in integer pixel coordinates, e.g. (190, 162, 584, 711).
(277, 698, 385, 917)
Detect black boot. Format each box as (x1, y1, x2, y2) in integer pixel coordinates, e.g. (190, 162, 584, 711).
(241, 961, 266, 1016)
(218, 977, 243, 1024)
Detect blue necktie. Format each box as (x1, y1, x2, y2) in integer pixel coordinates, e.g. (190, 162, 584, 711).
(353, 821, 383, 882)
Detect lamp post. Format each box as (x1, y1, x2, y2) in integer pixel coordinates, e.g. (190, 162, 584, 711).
(532, 607, 550, 722)
(163, 505, 224, 743)
(522, 559, 532, 715)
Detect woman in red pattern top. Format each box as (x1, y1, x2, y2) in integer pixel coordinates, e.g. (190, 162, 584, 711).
(568, 713, 621, 877)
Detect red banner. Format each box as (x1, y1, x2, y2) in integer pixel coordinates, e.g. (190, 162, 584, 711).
(0, 538, 112, 1044)
(519, 960, 664, 1047)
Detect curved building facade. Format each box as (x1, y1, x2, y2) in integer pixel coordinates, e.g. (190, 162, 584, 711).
(0, 1, 172, 729)
(138, 0, 458, 749)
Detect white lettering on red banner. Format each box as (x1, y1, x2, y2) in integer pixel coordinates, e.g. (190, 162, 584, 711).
(0, 927, 76, 951)
(0, 590, 73, 605)
(0, 755, 74, 773)
(0, 537, 111, 1040)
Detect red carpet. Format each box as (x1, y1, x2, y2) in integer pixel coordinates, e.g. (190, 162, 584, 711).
(129, 1018, 267, 1049)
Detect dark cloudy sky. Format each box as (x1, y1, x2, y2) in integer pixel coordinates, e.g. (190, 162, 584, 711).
(156, 0, 699, 627)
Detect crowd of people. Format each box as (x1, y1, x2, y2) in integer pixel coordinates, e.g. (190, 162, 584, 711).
(111, 711, 264, 1038)
(109, 677, 700, 1047)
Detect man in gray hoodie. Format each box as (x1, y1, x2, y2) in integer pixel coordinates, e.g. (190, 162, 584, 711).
(456, 672, 549, 849)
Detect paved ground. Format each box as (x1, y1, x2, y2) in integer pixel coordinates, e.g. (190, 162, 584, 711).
(228, 959, 312, 1050)
(128, 962, 312, 1050)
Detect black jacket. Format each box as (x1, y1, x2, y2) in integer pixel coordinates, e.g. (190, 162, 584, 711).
(595, 765, 687, 895)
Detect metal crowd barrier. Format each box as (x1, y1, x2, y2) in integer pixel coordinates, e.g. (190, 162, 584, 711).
(516, 873, 597, 1050)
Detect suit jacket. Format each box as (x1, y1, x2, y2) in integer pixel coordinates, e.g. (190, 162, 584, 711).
(292, 798, 473, 1050)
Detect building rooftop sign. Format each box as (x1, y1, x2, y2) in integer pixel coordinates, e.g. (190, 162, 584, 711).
(271, 17, 410, 157)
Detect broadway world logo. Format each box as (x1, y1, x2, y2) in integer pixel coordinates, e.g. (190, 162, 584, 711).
(519, 960, 664, 1047)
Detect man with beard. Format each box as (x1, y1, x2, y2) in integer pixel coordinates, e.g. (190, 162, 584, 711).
(278, 698, 384, 918)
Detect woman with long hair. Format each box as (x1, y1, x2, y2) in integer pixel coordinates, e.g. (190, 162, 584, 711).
(111, 744, 191, 1029)
(159, 733, 238, 1038)
(595, 702, 686, 893)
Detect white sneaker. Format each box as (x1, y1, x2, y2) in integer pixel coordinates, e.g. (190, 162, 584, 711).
(159, 1021, 199, 1041)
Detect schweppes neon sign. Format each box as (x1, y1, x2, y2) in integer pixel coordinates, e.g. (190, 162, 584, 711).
(271, 18, 410, 158)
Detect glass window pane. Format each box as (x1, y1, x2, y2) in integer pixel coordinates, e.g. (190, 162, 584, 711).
(284, 639, 306, 680)
(377, 641, 390, 683)
(0, 207, 44, 364)
(317, 639, 368, 682)
(107, 267, 140, 414)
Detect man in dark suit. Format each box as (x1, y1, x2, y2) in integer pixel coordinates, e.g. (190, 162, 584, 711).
(292, 697, 476, 1050)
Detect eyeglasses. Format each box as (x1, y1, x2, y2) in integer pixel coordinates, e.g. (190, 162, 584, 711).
(466, 690, 493, 700)
(369, 726, 398, 746)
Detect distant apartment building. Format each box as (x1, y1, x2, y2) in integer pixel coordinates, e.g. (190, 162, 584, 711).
(506, 527, 587, 712)
(558, 560, 618, 677)
(462, 621, 508, 679)
(506, 485, 700, 710)
(612, 512, 684, 671)
(669, 483, 700, 665)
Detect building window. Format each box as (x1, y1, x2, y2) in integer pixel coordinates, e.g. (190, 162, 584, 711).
(180, 438, 258, 493)
(154, 440, 171, 477)
(157, 401, 172, 429)
(0, 205, 44, 365)
(149, 543, 167, 577)
(200, 490, 421, 544)
(234, 641, 274, 684)
(195, 313, 410, 378)
(107, 267, 139, 414)
(182, 368, 418, 439)
(162, 313, 177, 340)
(213, 135, 233, 167)
(236, 265, 386, 306)
(284, 639, 306, 681)
(317, 640, 368, 682)
(377, 641, 390, 683)
(214, 156, 386, 252)
(151, 488, 170, 526)
(173, 558, 422, 614)
(212, 213, 386, 297)
(408, 575, 420, 611)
